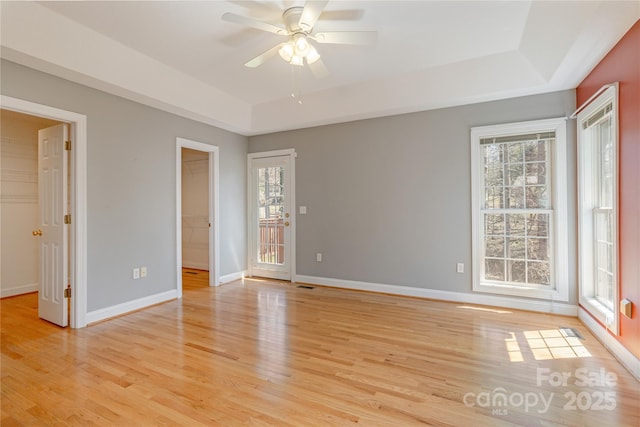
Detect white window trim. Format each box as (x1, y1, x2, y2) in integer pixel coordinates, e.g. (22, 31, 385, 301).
(577, 85, 619, 334)
(471, 118, 569, 301)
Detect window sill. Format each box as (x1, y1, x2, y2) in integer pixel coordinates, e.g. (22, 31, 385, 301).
(474, 281, 568, 302)
(580, 297, 618, 335)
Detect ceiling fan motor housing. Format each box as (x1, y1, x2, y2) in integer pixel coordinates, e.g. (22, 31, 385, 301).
(283, 7, 306, 33)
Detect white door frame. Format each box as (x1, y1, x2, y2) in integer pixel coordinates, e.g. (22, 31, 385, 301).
(1, 95, 88, 328)
(176, 138, 220, 295)
(247, 149, 296, 281)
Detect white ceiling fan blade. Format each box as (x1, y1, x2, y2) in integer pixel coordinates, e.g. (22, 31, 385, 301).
(299, 0, 329, 31)
(222, 12, 288, 35)
(244, 43, 285, 68)
(314, 31, 377, 45)
(308, 58, 329, 79)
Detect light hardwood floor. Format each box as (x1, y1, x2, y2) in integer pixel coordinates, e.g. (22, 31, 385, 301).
(2, 271, 639, 426)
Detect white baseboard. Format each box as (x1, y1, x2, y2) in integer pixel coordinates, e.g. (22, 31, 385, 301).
(85, 289, 177, 325)
(1, 283, 38, 298)
(219, 270, 248, 284)
(295, 275, 578, 316)
(578, 307, 640, 381)
(182, 262, 209, 271)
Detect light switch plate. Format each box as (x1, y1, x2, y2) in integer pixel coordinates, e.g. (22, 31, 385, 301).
(300, 206, 307, 214)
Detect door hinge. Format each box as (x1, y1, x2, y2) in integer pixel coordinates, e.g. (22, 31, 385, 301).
(64, 287, 72, 298)
(64, 214, 72, 224)
(65, 140, 72, 151)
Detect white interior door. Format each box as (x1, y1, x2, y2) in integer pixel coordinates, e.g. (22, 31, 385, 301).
(37, 124, 68, 326)
(250, 155, 292, 280)
(181, 148, 210, 271)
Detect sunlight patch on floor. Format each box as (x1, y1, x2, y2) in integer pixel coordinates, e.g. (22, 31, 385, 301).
(505, 332, 524, 362)
(457, 305, 512, 314)
(506, 329, 592, 362)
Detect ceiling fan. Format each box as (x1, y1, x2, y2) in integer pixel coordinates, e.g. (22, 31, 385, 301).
(222, 0, 377, 78)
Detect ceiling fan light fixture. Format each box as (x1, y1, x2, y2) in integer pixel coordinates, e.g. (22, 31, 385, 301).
(281, 34, 316, 66)
(293, 33, 310, 56)
(279, 41, 295, 62)
(290, 55, 304, 66)
(306, 45, 320, 64)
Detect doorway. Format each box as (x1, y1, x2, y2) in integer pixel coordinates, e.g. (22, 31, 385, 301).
(247, 149, 296, 281)
(175, 138, 219, 296)
(0, 96, 88, 328)
(181, 147, 210, 289)
(1, 110, 61, 302)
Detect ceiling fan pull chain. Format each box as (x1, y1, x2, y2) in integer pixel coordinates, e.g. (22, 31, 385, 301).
(290, 64, 296, 99)
(290, 65, 303, 105)
(297, 66, 303, 105)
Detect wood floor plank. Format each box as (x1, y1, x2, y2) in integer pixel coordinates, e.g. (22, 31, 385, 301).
(2, 270, 639, 426)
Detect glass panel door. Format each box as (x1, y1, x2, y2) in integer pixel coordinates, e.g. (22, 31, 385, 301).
(250, 155, 291, 280)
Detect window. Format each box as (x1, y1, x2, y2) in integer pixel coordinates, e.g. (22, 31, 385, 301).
(577, 85, 618, 333)
(471, 118, 568, 301)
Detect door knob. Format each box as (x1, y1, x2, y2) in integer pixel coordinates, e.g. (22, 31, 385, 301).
(32, 229, 42, 236)
(284, 222, 290, 227)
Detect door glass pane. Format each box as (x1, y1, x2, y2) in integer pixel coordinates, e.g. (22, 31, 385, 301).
(257, 166, 285, 265)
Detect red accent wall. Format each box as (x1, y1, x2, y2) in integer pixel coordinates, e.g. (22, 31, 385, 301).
(577, 20, 640, 359)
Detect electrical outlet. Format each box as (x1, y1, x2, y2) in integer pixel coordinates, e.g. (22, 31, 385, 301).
(133, 268, 140, 279)
(316, 253, 322, 262)
(140, 267, 147, 278)
(456, 263, 464, 273)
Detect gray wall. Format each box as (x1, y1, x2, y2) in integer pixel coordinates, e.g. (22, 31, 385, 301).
(249, 90, 578, 304)
(1, 60, 247, 311)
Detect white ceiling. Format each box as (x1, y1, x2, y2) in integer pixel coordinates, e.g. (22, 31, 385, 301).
(1, 1, 638, 135)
